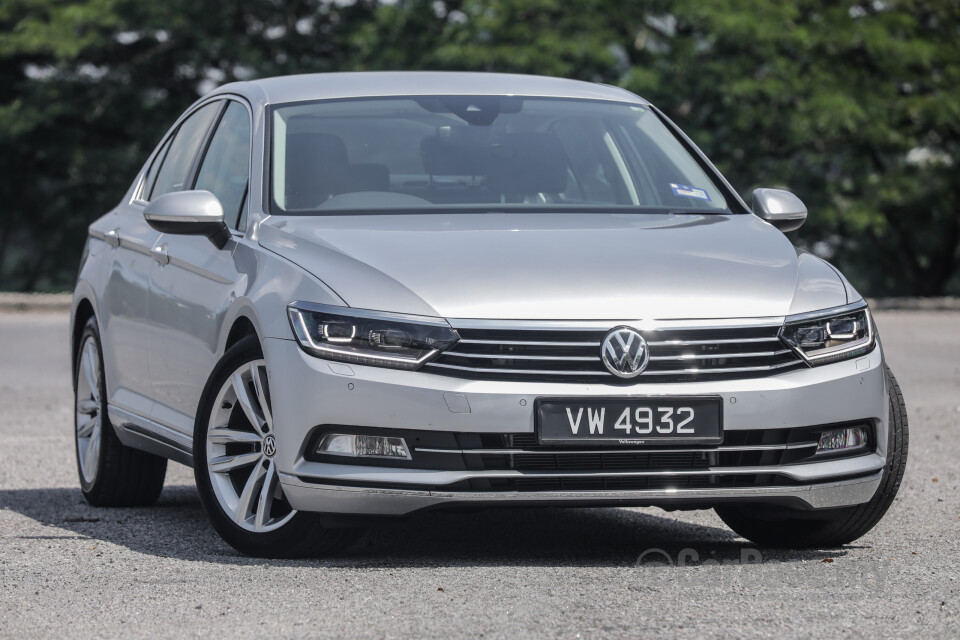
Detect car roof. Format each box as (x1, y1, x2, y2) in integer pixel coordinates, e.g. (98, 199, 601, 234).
(209, 71, 648, 107)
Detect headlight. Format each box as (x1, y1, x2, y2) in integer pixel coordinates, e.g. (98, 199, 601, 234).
(287, 302, 459, 370)
(780, 302, 875, 365)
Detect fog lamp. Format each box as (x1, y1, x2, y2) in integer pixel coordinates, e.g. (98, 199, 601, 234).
(816, 426, 868, 455)
(317, 433, 411, 460)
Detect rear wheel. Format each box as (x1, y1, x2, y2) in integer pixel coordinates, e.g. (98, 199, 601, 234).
(715, 365, 908, 548)
(193, 335, 357, 558)
(74, 316, 167, 506)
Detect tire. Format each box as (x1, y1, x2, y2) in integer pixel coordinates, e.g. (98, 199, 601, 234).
(715, 365, 908, 548)
(193, 335, 357, 558)
(74, 316, 167, 506)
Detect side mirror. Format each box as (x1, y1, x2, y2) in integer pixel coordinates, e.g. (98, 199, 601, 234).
(143, 190, 231, 249)
(751, 188, 807, 232)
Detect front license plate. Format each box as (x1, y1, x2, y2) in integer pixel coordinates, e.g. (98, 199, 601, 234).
(537, 396, 722, 446)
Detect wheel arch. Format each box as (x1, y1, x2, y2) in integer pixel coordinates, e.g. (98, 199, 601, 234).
(71, 295, 98, 390)
(219, 301, 267, 357)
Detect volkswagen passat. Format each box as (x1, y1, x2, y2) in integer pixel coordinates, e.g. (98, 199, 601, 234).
(70, 72, 907, 557)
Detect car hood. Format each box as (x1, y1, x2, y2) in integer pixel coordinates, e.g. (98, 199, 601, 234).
(258, 212, 848, 320)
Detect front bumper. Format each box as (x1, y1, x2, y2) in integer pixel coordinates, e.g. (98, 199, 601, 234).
(264, 337, 888, 516)
(278, 471, 883, 515)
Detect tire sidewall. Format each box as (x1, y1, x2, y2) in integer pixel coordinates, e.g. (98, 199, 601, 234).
(75, 318, 109, 494)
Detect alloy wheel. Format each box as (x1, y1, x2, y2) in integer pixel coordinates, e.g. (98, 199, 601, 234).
(76, 336, 103, 485)
(205, 360, 295, 533)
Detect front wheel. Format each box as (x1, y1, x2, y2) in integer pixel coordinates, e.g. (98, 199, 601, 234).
(715, 365, 908, 548)
(193, 335, 357, 558)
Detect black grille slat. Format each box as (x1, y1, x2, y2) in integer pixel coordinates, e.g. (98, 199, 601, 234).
(440, 354, 607, 372)
(508, 451, 714, 472)
(647, 326, 781, 342)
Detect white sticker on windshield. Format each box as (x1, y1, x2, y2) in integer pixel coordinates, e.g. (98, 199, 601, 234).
(670, 183, 711, 201)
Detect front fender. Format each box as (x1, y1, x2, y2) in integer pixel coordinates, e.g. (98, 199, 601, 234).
(788, 251, 851, 315)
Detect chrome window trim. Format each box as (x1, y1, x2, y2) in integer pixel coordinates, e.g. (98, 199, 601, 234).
(131, 174, 149, 207)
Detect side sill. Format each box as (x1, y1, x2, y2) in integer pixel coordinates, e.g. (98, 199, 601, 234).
(107, 404, 194, 467)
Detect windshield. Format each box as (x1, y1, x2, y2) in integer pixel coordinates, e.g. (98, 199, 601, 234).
(270, 96, 731, 214)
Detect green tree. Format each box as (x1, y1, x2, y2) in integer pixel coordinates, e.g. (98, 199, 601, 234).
(357, 0, 960, 295)
(0, 0, 378, 290)
(619, 0, 960, 295)
(1, 0, 958, 295)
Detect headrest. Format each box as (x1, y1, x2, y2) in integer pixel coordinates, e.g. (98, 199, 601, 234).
(284, 132, 349, 208)
(286, 132, 348, 170)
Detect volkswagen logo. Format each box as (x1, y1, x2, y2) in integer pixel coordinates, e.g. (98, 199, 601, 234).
(262, 434, 277, 458)
(601, 326, 649, 378)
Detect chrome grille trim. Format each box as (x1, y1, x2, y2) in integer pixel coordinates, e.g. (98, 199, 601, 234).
(425, 359, 801, 376)
(426, 362, 611, 376)
(457, 339, 603, 347)
(414, 443, 817, 455)
(446, 317, 787, 330)
(649, 349, 793, 361)
(640, 361, 802, 374)
(428, 321, 805, 382)
(442, 352, 598, 361)
(647, 337, 783, 346)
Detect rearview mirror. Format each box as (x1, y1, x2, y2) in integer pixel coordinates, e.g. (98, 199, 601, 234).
(143, 190, 231, 249)
(751, 188, 807, 232)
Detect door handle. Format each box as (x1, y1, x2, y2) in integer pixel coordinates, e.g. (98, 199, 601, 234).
(104, 228, 120, 248)
(151, 244, 169, 265)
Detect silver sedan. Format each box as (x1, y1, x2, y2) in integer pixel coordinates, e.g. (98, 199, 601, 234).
(70, 72, 907, 557)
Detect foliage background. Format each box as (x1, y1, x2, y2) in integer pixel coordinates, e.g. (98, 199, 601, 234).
(1, 0, 957, 295)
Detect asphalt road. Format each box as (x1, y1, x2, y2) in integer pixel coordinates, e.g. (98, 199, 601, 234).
(0, 311, 957, 639)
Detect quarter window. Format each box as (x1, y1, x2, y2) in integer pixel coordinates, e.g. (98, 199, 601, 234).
(149, 102, 220, 200)
(195, 101, 251, 229)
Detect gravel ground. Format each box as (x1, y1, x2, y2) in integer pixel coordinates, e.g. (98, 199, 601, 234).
(0, 311, 957, 639)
